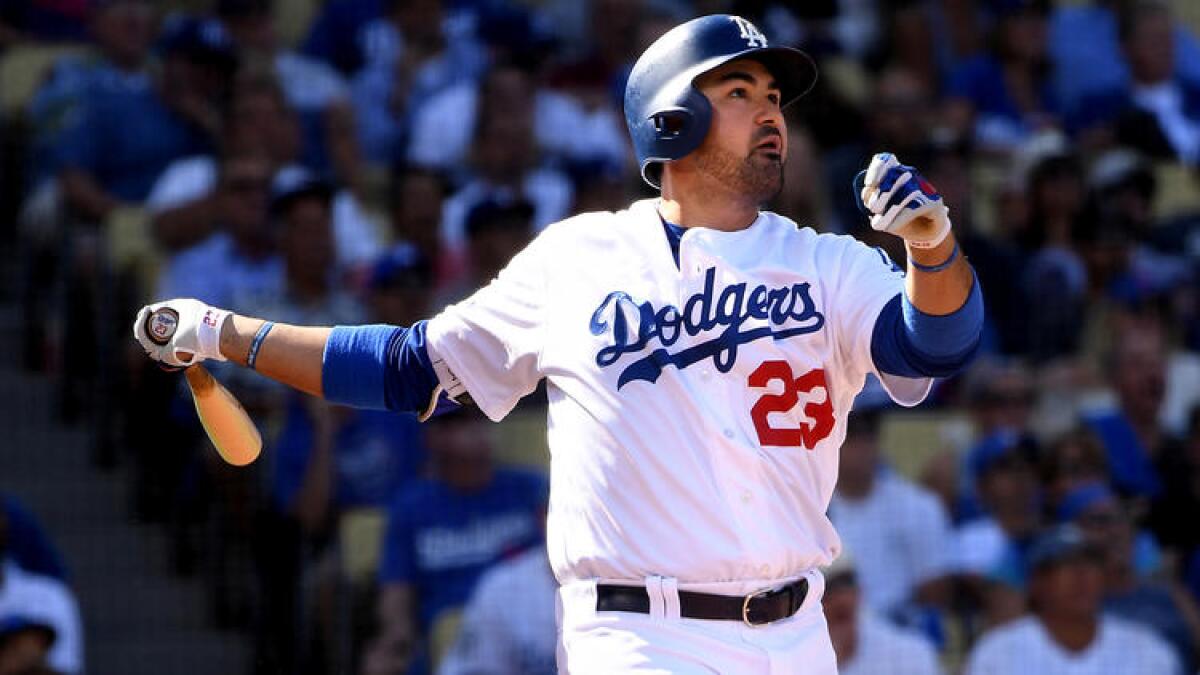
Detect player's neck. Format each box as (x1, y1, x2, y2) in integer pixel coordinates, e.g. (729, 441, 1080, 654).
(658, 173, 760, 232)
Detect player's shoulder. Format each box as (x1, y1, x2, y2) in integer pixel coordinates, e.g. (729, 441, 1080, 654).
(758, 212, 893, 261)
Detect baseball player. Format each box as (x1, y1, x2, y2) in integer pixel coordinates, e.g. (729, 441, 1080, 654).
(134, 15, 984, 674)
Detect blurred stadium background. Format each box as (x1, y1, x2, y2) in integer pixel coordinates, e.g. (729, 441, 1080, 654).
(1, 0, 1200, 673)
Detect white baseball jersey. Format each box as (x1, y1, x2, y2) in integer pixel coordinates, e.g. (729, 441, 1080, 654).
(425, 199, 930, 586)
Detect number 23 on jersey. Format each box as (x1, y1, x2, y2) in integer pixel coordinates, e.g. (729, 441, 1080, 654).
(748, 360, 834, 449)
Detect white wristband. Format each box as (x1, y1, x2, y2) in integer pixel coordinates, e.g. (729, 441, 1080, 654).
(195, 307, 231, 361)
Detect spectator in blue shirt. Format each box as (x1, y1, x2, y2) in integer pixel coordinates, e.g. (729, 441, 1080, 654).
(27, 0, 157, 189)
(156, 149, 282, 308)
(363, 408, 548, 675)
(55, 15, 235, 221)
(944, 0, 1063, 154)
(1084, 314, 1171, 499)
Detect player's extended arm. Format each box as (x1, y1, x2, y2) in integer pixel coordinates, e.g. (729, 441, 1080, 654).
(133, 300, 445, 415)
(858, 153, 984, 378)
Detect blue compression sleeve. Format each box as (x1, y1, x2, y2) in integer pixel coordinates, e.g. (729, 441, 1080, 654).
(321, 321, 438, 412)
(870, 273, 984, 378)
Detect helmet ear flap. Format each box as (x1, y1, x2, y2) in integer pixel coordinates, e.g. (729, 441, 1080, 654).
(652, 109, 690, 138)
(638, 86, 713, 187)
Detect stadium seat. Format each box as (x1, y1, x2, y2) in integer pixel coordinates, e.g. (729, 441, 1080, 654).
(879, 411, 973, 480)
(338, 507, 387, 587)
(0, 44, 85, 116)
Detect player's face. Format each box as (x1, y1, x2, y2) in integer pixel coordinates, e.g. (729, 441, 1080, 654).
(693, 59, 787, 203)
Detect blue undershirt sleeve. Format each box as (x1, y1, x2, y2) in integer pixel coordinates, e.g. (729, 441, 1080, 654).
(870, 272, 984, 379)
(321, 321, 439, 412)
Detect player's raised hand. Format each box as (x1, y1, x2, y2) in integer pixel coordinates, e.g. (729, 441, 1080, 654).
(856, 152, 952, 249)
(132, 298, 231, 368)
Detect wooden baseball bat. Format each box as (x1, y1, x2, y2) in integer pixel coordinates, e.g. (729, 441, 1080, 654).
(144, 308, 263, 466)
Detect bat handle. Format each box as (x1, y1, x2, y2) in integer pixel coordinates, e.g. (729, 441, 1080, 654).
(183, 363, 215, 393)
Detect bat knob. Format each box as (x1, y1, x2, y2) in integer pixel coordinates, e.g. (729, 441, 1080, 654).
(145, 307, 180, 346)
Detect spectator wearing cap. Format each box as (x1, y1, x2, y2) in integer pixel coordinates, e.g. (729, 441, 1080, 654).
(54, 13, 234, 222)
(0, 510, 81, 675)
(431, 66, 573, 283)
(951, 433, 1042, 625)
(350, 0, 486, 165)
(464, 200, 534, 284)
(1056, 482, 1199, 670)
(363, 409, 548, 675)
(821, 549, 943, 675)
(943, 0, 1064, 155)
(221, 166, 366, 408)
(1015, 137, 1089, 361)
(216, 0, 364, 192)
(964, 525, 1180, 675)
(387, 166, 447, 283)
(829, 409, 953, 624)
(1069, 1, 1200, 165)
(1079, 149, 1192, 314)
(950, 361, 1036, 522)
(146, 70, 382, 273)
(367, 244, 434, 327)
(1037, 429, 1111, 514)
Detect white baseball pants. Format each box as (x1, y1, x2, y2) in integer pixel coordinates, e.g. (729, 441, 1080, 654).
(556, 569, 837, 674)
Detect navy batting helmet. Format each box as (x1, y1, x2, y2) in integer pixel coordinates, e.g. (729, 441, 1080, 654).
(624, 15, 817, 189)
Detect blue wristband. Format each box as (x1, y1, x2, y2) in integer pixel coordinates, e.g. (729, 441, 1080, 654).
(246, 321, 275, 370)
(910, 242, 959, 273)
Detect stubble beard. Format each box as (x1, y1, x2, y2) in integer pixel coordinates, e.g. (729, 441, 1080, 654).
(692, 143, 784, 206)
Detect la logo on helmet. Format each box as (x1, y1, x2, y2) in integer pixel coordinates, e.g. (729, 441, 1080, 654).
(730, 16, 767, 48)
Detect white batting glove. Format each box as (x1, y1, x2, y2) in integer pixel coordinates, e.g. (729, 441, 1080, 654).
(132, 298, 231, 368)
(857, 152, 952, 249)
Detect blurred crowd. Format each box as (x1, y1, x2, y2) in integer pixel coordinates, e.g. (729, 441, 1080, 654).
(2, 0, 1200, 673)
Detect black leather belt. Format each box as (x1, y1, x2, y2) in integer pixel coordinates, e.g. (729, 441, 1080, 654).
(596, 578, 809, 627)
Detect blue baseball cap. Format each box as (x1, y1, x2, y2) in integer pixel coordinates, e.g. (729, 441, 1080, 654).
(968, 430, 1033, 480)
(1027, 524, 1103, 572)
(1056, 481, 1117, 523)
(158, 15, 237, 69)
(368, 244, 433, 291)
(0, 615, 56, 645)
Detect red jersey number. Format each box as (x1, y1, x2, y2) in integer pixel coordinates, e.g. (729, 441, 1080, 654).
(748, 360, 834, 449)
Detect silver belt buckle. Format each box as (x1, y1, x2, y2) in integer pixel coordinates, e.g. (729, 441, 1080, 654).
(741, 586, 774, 627)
